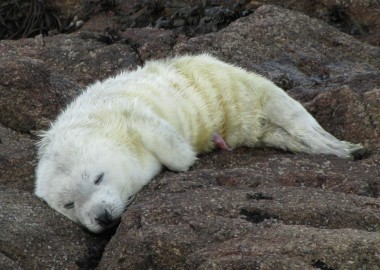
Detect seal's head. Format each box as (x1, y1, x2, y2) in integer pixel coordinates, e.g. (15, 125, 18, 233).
(35, 133, 139, 233)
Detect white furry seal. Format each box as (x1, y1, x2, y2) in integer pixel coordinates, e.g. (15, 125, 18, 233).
(35, 54, 363, 233)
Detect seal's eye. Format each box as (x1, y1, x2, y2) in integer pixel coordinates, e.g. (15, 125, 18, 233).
(126, 195, 136, 207)
(64, 202, 74, 209)
(94, 172, 104, 185)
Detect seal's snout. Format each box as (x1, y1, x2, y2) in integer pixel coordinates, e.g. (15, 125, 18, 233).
(95, 208, 113, 226)
(89, 207, 121, 233)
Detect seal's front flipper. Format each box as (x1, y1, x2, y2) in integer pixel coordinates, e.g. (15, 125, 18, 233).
(140, 120, 197, 172)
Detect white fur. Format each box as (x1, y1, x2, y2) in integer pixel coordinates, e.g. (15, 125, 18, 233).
(35, 54, 362, 233)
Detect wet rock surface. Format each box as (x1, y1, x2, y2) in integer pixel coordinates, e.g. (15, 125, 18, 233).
(0, 2, 379, 270)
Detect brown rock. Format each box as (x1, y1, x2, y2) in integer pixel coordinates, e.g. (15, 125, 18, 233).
(363, 88, 380, 136)
(119, 28, 177, 61)
(0, 56, 79, 132)
(252, 0, 380, 46)
(174, 5, 380, 84)
(99, 161, 380, 269)
(0, 252, 23, 270)
(0, 124, 35, 191)
(306, 86, 378, 143)
(0, 34, 140, 87)
(186, 225, 380, 269)
(0, 34, 141, 132)
(87, 0, 380, 46)
(79, 13, 121, 33)
(0, 187, 101, 269)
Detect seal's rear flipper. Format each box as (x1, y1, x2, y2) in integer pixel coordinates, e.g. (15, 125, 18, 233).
(343, 142, 367, 160)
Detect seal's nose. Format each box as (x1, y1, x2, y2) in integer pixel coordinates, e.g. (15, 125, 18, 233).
(95, 208, 113, 226)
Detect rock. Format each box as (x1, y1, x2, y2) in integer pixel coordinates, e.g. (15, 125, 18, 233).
(0, 252, 23, 270)
(0, 34, 140, 87)
(363, 88, 380, 133)
(0, 34, 140, 133)
(192, 148, 379, 197)
(101, 0, 254, 36)
(118, 28, 177, 61)
(306, 86, 379, 144)
(174, 5, 380, 85)
(0, 124, 35, 191)
(80, 26, 179, 62)
(95, 0, 380, 45)
(0, 56, 79, 132)
(252, 0, 380, 46)
(0, 187, 103, 269)
(187, 225, 380, 269)
(79, 13, 121, 33)
(98, 161, 380, 269)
